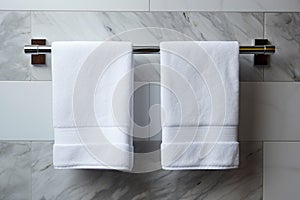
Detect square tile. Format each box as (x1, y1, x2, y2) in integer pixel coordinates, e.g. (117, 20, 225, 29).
(134, 54, 160, 82)
(0, 82, 53, 141)
(134, 82, 150, 141)
(0, 0, 149, 11)
(265, 13, 300, 81)
(239, 82, 300, 141)
(173, 142, 262, 200)
(150, 0, 300, 12)
(264, 142, 300, 200)
(0, 11, 31, 80)
(149, 83, 162, 141)
(0, 142, 31, 200)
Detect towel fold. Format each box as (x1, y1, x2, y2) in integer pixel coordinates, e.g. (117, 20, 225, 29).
(160, 41, 239, 170)
(52, 41, 134, 170)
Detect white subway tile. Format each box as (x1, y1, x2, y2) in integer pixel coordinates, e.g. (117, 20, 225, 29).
(1, 0, 149, 11)
(239, 82, 300, 141)
(149, 83, 161, 141)
(264, 142, 300, 200)
(133, 82, 150, 141)
(150, 0, 300, 11)
(0, 82, 53, 140)
(2, 82, 300, 141)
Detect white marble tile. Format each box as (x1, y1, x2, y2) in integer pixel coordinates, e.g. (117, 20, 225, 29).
(149, 83, 162, 141)
(31, 142, 151, 200)
(0, 142, 31, 200)
(134, 55, 160, 82)
(0, 0, 149, 11)
(133, 141, 162, 173)
(30, 54, 52, 81)
(265, 13, 300, 81)
(0, 82, 53, 140)
(173, 142, 262, 200)
(150, 0, 300, 12)
(3, 82, 300, 142)
(239, 82, 300, 141)
(31, 12, 263, 81)
(31, 142, 262, 200)
(134, 82, 150, 141)
(264, 142, 300, 200)
(0, 11, 31, 81)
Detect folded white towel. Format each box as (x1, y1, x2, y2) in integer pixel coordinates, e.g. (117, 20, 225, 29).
(160, 41, 239, 170)
(52, 41, 134, 170)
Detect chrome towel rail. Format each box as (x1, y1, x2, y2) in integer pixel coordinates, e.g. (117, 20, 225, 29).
(24, 44, 276, 55)
(24, 39, 275, 65)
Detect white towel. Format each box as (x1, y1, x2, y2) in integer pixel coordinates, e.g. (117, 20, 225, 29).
(160, 41, 239, 170)
(52, 41, 134, 170)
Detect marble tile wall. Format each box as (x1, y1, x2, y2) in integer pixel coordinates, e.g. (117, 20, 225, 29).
(0, 12, 31, 80)
(0, 10, 300, 200)
(31, 12, 264, 81)
(0, 141, 262, 200)
(264, 142, 300, 200)
(150, 0, 300, 12)
(265, 13, 300, 81)
(0, 11, 266, 81)
(1, 0, 149, 11)
(1, 11, 299, 81)
(0, 143, 31, 200)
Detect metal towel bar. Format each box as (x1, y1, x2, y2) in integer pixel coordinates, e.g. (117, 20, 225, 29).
(24, 39, 275, 65)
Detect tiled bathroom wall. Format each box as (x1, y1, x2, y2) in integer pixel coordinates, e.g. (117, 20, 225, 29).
(2, 11, 300, 82)
(0, 10, 300, 200)
(1, 141, 262, 200)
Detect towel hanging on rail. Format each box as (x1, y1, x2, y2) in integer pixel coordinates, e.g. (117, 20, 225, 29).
(160, 41, 240, 170)
(52, 41, 134, 170)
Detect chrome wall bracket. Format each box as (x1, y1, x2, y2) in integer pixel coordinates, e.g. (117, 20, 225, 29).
(254, 39, 272, 66)
(30, 39, 47, 65)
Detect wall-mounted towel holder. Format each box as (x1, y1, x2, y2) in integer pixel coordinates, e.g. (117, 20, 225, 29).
(24, 39, 275, 66)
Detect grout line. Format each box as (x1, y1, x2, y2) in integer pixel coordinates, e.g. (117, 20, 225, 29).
(148, 82, 151, 141)
(265, 140, 300, 143)
(263, 12, 265, 82)
(262, 141, 265, 200)
(29, 10, 32, 82)
(0, 140, 54, 143)
(263, 12, 266, 39)
(2, 9, 300, 13)
(30, 141, 32, 200)
(2, 140, 300, 142)
(242, 140, 300, 143)
(0, 140, 299, 143)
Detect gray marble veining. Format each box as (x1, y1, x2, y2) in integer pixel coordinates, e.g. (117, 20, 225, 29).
(174, 142, 262, 200)
(31, 142, 150, 200)
(31, 142, 262, 200)
(0, 11, 31, 80)
(265, 13, 300, 81)
(134, 55, 160, 82)
(31, 12, 264, 81)
(0, 142, 31, 200)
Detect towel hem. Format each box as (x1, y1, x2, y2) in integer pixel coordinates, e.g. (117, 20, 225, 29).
(161, 142, 239, 170)
(53, 143, 134, 171)
(162, 165, 239, 170)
